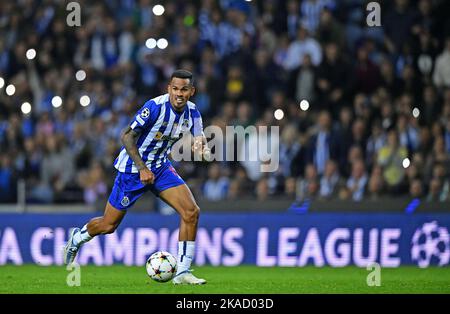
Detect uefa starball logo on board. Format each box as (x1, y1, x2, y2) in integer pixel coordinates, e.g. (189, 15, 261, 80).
(411, 221, 450, 268)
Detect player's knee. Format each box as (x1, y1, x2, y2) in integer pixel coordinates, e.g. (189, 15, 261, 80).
(182, 204, 200, 224)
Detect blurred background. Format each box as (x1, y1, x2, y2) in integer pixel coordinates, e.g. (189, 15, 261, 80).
(1, 0, 450, 213)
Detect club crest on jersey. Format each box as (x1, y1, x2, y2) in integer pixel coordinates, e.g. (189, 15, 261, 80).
(181, 119, 190, 131)
(121, 196, 130, 207)
(140, 108, 150, 119)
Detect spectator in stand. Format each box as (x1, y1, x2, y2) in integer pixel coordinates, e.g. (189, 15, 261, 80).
(224, 65, 249, 102)
(202, 163, 230, 201)
(252, 48, 283, 109)
(353, 44, 381, 95)
(39, 134, 75, 202)
(316, 41, 350, 114)
(228, 166, 253, 200)
(412, 29, 438, 82)
(426, 178, 442, 202)
(396, 114, 419, 153)
(232, 101, 254, 128)
(78, 161, 108, 205)
(377, 130, 408, 193)
(366, 120, 387, 167)
(383, 0, 417, 55)
(307, 111, 341, 176)
(318, 159, 340, 199)
(316, 7, 345, 48)
(420, 85, 441, 127)
(295, 54, 316, 104)
(284, 176, 297, 199)
(0, 154, 17, 203)
(346, 159, 368, 201)
(256, 177, 271, 201)
(379, 58, 403, 98)
(296, 163, 319, 201)
(368, 165, 385, 200)
(283, 25, 322, 71)
(410, 178, 424, 199)
(286, 0, 301, 40)
(300, 0, 336, 35)
(279, 124, 301, 178)
(445, 120, 450, 154)
(433, 37, 450, 90)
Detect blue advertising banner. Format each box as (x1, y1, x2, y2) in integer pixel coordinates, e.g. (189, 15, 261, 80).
(0, 213, 449, 268)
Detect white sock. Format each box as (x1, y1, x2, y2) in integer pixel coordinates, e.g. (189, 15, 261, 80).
(72, 224, 93, 246)
(176, 241, 195, 275)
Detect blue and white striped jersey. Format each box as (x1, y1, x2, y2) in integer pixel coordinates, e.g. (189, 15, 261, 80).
(114, 93, 204, 173)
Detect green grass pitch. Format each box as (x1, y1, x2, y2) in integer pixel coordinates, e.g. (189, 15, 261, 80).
(0, 265, 449, 294)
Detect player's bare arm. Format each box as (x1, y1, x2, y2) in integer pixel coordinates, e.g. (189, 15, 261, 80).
(121, 126, 154, 184)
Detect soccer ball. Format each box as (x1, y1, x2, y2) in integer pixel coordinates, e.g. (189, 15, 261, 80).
(146, 251, 177, 282)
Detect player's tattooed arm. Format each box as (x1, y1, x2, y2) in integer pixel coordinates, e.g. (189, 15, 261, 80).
(121, 127, 154, 184)
(121, 127, 146, 170)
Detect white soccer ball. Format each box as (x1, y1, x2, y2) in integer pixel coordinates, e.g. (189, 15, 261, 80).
(146, 251, 177, 282)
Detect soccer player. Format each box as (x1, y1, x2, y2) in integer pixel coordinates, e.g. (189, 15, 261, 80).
(63, 70, 208, 285)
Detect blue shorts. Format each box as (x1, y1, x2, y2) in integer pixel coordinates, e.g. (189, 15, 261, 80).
(108, 163, 185, 210)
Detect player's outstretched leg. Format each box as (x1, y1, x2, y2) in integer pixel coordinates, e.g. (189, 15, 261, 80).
(159, 184, 206, 285)
(63, 202, 126, 265)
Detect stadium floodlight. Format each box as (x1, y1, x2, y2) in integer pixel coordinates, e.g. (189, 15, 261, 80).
(402, 158, 411, 169)
(80, 95, 90, 107)
(0, 77, 4, 89)
(26, 48, 36, 60)
(300, 99, 310, 111)
(52, 96, 62, 108)
(156, 38, 168, 49)
(75, 70, 86, 81)
(412, 107, 420, 118)
(21, 102, 32, 114)
(274, 109, 284, 120)
(152, 4, 165, 16)
(6, 84, 15, 96)
(145, 38, 157, 49)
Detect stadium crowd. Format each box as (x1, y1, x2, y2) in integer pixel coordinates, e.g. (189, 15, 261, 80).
(1, 0, 450, 205)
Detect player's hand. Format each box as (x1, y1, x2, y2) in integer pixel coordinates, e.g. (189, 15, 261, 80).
(192, 136, 211, 162)
(192, 143, 212, 161)
(192, 138, 202, 153)
(139, 167, 155, 185)
(202, 146, 212, 162)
